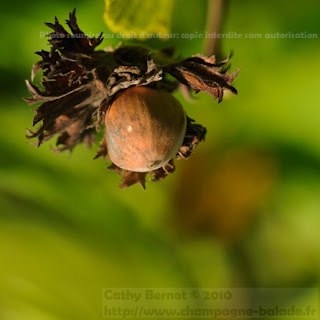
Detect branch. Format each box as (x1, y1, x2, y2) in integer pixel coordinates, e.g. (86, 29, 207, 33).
(204, 0, 229, 59)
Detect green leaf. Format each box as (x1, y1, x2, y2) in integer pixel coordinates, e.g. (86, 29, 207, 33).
(104, 0, 174, 38)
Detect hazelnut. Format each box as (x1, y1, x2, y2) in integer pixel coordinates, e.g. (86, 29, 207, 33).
(104, 86, 187, 172)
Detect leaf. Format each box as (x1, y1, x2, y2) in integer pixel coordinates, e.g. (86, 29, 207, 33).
(104, 0, 174, 38)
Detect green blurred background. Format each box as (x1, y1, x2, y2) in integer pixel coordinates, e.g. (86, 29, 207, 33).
(0, 0, 320, 319)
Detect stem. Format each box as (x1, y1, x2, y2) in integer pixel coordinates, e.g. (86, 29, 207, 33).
(204, 0, 229, 59)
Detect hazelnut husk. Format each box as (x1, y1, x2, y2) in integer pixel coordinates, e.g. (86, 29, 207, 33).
(24, 9, 239, 189)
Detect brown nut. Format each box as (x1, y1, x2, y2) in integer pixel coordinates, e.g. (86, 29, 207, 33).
(104, 86, 187, 172)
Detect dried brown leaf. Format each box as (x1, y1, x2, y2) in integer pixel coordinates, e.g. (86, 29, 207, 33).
(119, 171, 147, 189)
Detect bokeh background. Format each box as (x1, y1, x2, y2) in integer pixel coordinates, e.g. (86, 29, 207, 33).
(0, 0, 320, 319)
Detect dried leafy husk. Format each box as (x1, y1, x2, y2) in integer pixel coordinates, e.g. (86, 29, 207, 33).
(25, 9, 239, 189)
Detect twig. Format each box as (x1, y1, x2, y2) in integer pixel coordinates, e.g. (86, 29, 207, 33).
(204, 0, 229, 59)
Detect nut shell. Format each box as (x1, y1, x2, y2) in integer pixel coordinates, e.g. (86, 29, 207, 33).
(105, 86, 187, 172)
